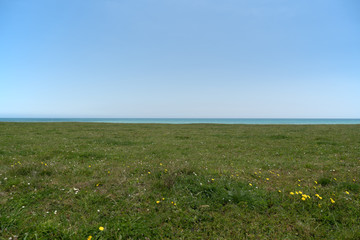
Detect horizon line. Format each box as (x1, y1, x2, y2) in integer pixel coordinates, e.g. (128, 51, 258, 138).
(1, 117, 360, 119)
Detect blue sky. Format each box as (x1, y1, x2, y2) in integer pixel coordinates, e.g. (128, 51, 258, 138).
(1, 0, 359, 118)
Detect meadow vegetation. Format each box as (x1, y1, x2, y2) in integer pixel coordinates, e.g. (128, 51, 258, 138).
(0, 123, 360, 239)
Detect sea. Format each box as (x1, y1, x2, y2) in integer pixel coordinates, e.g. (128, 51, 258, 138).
(0, 118, 359, 124)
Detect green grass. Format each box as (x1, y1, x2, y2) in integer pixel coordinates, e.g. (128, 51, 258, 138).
(0, 123, 360, 239)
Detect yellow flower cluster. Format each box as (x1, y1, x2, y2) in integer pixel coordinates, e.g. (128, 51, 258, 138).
(315, 194, 322, 200)
(301, 194, 310, 201)
(156, 198, 176, 206)
(11, 161, 22, 167)
(290, 191, 311, 201)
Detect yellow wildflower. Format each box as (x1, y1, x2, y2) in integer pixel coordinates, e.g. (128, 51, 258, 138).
(295, 191, 299, 195)
(345, 191, 349, 195)
(290, 192, 294, 195)
(301, 197, 306, 201)
(330, 198, 335, 204)
(99, 226, 104, 231)
(334, 178, 337, 181)
(211, 178, 214, 181)
(156, 201, 160, 204)
(299, 191, 303, 194)
(266, 178, 269, 181)
(87, 236, 92, 240)
(315, 194, 322, 200)
(148, 171, 151, 174)
(278, 190, 281, 193)
(88, 165, 91, 168)
(162, 198, 165, 201)
(249, 183, 252, 186)
(314, 181, 318, 184)
(302, 194, 306, 198)
(160, 163, 162, 166)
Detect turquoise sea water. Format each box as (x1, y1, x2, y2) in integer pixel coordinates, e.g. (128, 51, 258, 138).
(0, 118, 359, 124)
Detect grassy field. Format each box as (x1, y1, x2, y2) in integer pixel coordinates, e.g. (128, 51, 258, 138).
(0, 123, 360, 239)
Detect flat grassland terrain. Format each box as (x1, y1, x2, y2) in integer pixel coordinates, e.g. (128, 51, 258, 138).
(1, 123, 360, 239)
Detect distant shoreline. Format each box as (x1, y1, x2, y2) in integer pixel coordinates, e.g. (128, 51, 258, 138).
(1, 118, 360, 125)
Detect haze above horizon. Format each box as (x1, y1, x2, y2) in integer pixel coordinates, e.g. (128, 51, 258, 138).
(1, 0, 359, 118)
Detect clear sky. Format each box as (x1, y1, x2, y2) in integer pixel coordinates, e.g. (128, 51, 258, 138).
(1, 0, 359, 118)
